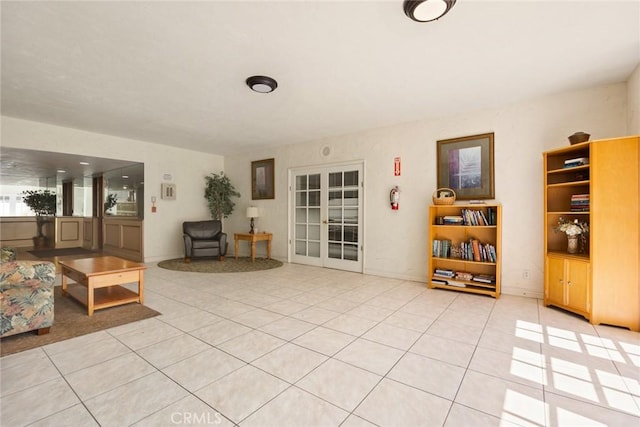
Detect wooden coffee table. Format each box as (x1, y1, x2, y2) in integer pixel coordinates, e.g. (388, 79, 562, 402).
(59, 256, 146, 316)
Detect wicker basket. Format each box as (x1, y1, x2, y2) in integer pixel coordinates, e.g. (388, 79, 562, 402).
(433, 188, 456, 205)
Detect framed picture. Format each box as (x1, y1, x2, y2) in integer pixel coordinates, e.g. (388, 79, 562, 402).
(437, 132, 494, 200)
(252, 158, 275, 200)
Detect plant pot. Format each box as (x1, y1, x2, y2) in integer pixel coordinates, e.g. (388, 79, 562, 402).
(32, 236, 48, 250)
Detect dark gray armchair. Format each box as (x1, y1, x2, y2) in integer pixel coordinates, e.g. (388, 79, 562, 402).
(183, 220, 227, 262)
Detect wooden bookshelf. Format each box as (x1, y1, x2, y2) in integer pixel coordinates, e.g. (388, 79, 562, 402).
(543, 136, 639, 331)
(428, 204, 502, 298)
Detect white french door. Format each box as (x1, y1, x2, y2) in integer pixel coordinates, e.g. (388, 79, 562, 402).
(289, 162, 363, 273)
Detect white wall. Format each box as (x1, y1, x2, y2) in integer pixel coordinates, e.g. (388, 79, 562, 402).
(0, 82, 630, 296)
(225, 83, 628, 298)
(1, 116, 224, 262)
(628, 63, 640, 134)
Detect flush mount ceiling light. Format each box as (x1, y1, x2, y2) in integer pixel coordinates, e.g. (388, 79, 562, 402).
(403, 0, 456, 22)
(246, 75, 278, 93)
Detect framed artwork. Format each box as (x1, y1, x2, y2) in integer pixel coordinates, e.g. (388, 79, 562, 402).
(252, 158, 275, 200)
(437, 132, 494, 200)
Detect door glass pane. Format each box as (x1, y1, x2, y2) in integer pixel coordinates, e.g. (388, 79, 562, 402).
(329, 172, 342, 188)
(309, 174, 320, 189)
(344, 171, 358, 187)
(344, 244, 358, 261)
(328, 242, 342, 259)
(296, 175, 307, 190)
(329, 190, 342, 206)
(328, 208, 342, 223)
(344, 190, 358, 206)
(344, 226, 358, 243)
(295, 173, 321, 260)
(324, 169, 359, 263)
(296, 208, 307, 223)
(344, 208, 358, 224)
(309, 190, 320, 207)
(308, 242, 321, 257)
(308, 224, 320, 240)
(308, 208, 320, 223)
(328, 225, 342, 241)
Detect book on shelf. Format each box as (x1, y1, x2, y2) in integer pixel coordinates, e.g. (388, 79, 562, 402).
(563, 157, 589, 168)
(487, 207, 496, 226)
(472, 274, 496, 284)
(458, 239, 496, 263)
(455, 271, 473, 281)
(431, 277, 466, 288)
(432, 239, 452, 258)
(442, 215, 464, 225)
(471, 239, 481, 262)
(433, 271, 455, 279)
(570, 194, 590, 211)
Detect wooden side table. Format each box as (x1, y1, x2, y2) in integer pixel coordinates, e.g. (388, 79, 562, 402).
(234, 232, 272, 262)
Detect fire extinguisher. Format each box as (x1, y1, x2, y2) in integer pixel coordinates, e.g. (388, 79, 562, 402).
(390, 186, 400, 210)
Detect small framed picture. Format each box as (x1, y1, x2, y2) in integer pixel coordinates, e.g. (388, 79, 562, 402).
(437, 133, 495, 200)
(161, 183, 176, 200)
(252, 158, 275, 200)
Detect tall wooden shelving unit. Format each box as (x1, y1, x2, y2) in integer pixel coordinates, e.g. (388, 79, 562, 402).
(543, 136, 639, 331)
(428, 204, 502, 298)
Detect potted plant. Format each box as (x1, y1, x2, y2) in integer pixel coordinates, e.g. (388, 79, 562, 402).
(204, 172, 240, 220)
(21, 189, 56, 248)
(104, 193, 118, 215)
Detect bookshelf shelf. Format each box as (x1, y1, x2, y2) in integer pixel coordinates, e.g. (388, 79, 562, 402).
(428, 204, 501, 299)
(546, 180, 590, 188)
(547, 165, 589, 174)
(432, 257, 497, 266)
(543, 136, 639, 331)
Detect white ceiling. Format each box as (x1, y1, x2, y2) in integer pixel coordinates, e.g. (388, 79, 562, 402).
(1, 1, 639, 158)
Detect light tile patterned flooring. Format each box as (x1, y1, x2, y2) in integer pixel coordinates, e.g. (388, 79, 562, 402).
(1, 262, 639, 426)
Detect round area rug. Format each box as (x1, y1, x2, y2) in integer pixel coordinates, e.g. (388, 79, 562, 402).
(157, 257, 283, 273)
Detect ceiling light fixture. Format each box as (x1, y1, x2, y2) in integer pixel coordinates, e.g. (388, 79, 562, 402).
(403, 0, 456, 22)
(246, 75, 278, 94)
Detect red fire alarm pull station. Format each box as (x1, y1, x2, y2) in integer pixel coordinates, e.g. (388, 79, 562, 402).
(394, 157, 401, 176)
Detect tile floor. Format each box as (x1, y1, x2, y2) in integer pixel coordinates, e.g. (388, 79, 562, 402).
(1, 262, 639, 426)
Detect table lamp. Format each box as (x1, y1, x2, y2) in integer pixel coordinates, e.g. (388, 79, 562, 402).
(246, 206, 259, 234)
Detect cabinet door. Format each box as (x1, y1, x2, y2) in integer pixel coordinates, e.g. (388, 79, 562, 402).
(546, 257, 565, 306)
(566, 260, 590, 314)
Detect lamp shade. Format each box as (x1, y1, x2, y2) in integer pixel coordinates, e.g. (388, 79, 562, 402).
(246, 207, 259, 218)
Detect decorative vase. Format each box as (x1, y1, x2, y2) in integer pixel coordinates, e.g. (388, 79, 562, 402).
(567, 235, 578, 254)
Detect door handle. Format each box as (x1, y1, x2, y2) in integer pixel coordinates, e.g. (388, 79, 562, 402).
(322, 220, 328, 224)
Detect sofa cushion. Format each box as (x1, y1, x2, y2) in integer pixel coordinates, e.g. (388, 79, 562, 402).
(192, 240, 221, 249)
(1, 261, 56, 338)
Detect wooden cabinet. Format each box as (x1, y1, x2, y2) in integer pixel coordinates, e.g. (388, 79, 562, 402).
(545, 256, 590, 316)
(428, 204, 501, 298)
(543, 136, 639, 331)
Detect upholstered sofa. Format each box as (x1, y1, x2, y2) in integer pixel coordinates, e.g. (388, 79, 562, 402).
(1, 260, 56, 338)
(183, 220, 228, 262)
